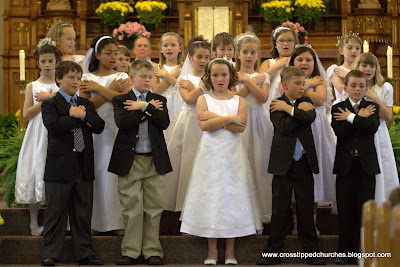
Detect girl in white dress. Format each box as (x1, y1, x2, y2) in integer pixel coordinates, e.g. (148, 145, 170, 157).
(351, 52, 399, 203)
(180, 58, 258, 265)
(259, 25, 299, 104)
(289, 45, 337, 234)
(153, 32, 184, 140)
(46, 21, 84, 64)
(15, 40, 61, 236)
(326, 33, 362, 113)
(163, 36, 211, 212)
(233, 32, 273, 224)
(80, 35, 130, 234)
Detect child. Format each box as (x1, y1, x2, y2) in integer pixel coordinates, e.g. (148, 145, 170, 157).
(180, 58, 257, 265)
(257, 67, 324, 265)
(233, 32, 273, 224)
(80, 35, 129, 234)
(15, 39, 61, 236)
(352, 52, 399, 203)
(260, 25, 299, 101)
(41, 61, 105, 266)
(108, 60, 172, 265)
(212, 32, 235, 63)
(288, 45, 336, 235)
(327, 33, 362, 107)
(133, 36, 152, 62)
(46, 21, 84, 63)
(331, 70, 380, 265)
(115, 45, 131, 73)
(153, 32, 184, 140)
(163, 36, 211, 212)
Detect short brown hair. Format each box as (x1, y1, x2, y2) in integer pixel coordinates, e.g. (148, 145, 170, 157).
(212, 32, 234, 52)
(344, 70, 366, 85)
(269, 25, 299, 59)
(55, 61, 83, 87)
(133, 36, 151, 48)
(280, 66, 305, 83)
(117, 45, 131, 58)
(129, 59, 153, 75)
(202, 59, 238, 91)
(187, 35, 211, 57)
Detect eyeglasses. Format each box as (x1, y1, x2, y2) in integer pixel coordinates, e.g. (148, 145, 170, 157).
(276, 39, 295, 45)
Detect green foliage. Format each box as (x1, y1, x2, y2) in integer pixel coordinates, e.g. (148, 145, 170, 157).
(135, 1, 168, 27)
(389, 123, 400, 175)
(294, 0, 326, 25)
(0, 125, 25, 207)
(0, 113, 18, 140)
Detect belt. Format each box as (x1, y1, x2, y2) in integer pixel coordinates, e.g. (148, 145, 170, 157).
(135, 152, 153, 157)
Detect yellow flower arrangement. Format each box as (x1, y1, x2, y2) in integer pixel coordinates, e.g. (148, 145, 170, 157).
(0, 214, 4, 225)
(294, 0, 326, 25)
(261, 1, 294, 24)
(393, 105, 400, 114)
(135, 1, 168, 27)
(95, 1, 134, 26)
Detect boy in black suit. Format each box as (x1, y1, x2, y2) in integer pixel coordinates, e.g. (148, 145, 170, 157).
(331, 70, 380, 265)
(257, 67, 324, 265)
(108, 60, 172, 265)
(41, 61, 105, 266)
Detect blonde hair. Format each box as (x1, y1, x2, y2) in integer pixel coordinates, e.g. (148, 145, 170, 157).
(46, 21, 75, 54)
(269, 25, 299, 59)
(158, 32, 184, 68)
(129, 59, 154, 75)
(351, 52, 385, 87)
(280, 66, 305, 82)
(234, 32, 260, 72)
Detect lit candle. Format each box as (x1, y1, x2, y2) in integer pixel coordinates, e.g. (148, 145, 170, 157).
(363, 40, 369, 53)
(387, 46, 393, 79)
(19, 50, 25, 80)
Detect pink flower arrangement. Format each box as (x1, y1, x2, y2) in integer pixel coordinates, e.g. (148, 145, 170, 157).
(283, 21, 308, 44)
(112, 21, 151, 42)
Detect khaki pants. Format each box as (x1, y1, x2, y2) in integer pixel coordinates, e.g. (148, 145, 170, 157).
(118, 155, 164, 259)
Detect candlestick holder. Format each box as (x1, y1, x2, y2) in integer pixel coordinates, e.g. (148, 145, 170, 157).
(15, 80, 30, 131)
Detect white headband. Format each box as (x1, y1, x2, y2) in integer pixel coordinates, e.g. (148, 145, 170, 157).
(237, 34, 258, 43)
(295, 44, 312, 49)
(95, 36, 113, 52)
(273, 27, 291, 40)
(208, 56, 233, 67)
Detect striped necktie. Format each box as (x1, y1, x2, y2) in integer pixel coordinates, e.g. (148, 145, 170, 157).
(70, 97, 85, 152)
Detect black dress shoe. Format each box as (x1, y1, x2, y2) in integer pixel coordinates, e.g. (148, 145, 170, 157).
(305, 257, 326, 265)
(256, 257, 282, 265)
(41, 258, 55, 266)
(116, 256, 138, 265)
(147, 256, 163, 265)
(77, 255, 103, 265)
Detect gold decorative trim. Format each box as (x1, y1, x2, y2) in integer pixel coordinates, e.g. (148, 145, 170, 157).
(393, 23, 397, 44)
(194, 8, 198, 36)
(32, 24, 36, 46)
(229, 9, 232, 34)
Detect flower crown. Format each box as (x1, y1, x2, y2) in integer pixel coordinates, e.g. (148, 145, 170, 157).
(336, 32, 360, 47)
(37, 38, 56, 49)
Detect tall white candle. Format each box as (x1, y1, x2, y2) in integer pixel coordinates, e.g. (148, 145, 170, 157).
(19, 50, 25, 80)
(387, 46, 393, 79)
(363, 40, 369, 53)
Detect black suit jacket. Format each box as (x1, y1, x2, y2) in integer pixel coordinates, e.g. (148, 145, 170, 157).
(108, 90, 172, 176)
(331, 98, 380, 176)
(41, 92, 105, 182)
(268, 94, 319, 175)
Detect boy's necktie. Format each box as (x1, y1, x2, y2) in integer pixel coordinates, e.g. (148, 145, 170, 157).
(138, 93, 148, 140)
(353, 103, 359, 113)
(70, 97, 85, 152)
(291, 100, 302, 161)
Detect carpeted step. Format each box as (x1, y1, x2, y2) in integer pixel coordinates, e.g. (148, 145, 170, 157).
(0, 235, 338, 265)
(0, 207, 339, 236)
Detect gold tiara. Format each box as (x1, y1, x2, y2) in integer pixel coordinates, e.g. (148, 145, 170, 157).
(336, 32, 360, 47)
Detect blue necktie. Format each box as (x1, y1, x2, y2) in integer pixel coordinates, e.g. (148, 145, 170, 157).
(291, 101, 302, 161)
